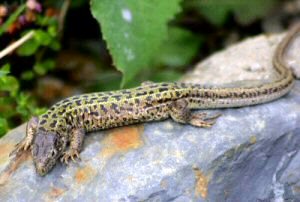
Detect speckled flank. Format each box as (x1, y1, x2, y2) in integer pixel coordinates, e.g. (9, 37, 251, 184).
(38, 83, 182, 133)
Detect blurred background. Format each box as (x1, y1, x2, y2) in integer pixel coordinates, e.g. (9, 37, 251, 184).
(0, 0, 299, 136)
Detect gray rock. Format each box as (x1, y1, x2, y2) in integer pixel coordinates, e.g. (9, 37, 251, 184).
(0, 32, 299, 202)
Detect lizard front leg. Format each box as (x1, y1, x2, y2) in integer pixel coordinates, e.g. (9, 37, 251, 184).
(61, 128, 85, 164)
(170, 99, 221, 128)
(10, 116, 39, 156)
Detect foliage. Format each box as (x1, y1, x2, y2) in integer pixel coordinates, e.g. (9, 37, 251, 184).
(91, 0, 182, 87)
(186, 0, 277, 26)
(153, 27, 202, 68)
(0, 64, 47, 136)
(0, 1, 59, 136)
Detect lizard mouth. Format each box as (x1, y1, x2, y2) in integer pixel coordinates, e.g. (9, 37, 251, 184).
(34, 159, 57, 176)
(33, 152, 58, 176)
(35, 163, 48, 176)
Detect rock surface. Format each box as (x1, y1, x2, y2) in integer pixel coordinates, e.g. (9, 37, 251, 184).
(0, 32, 299, 202)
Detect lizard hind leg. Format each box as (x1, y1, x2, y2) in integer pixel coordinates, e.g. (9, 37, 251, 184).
(189, 112, 222, 128)
(10, 116, 39, 156)
(61, 128, 85, 164)
(169, 99, 221, 128)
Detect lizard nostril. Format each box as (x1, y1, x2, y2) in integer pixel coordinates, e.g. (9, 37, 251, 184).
(39, 167, 47, 176)
(36, 163, 47, 175)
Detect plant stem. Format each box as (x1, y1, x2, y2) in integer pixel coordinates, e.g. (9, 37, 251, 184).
(0, 31, 35, 59)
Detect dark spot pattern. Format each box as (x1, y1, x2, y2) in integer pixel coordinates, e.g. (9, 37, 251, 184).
(50, 120, 57, 128)
(75, 100, 81, 106)
(101, 105, 108, 113)
(136, 91, 147, 96)
(40, 119, 47, 125)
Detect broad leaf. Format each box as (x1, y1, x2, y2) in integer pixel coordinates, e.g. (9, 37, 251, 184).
(0, 64, 10, 78)
(91, 0, 182, 86)
(154, 27, 202, 67)
(17, 38, 40, 56)
(190, 0, 276, 26)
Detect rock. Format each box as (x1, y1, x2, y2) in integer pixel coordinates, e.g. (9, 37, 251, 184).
(0, 31, 299, 202)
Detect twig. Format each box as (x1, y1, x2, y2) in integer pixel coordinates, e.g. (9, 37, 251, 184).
(0, 30, 35, 59)
(58, 0, 71, 39)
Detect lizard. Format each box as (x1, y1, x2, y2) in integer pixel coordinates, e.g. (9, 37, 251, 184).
(9, 24, 298, 176)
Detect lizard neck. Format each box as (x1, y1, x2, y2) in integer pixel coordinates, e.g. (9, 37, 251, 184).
(38, 111, 68, 135)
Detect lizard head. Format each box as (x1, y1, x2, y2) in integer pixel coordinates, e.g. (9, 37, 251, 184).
(31, 130, 65, 176)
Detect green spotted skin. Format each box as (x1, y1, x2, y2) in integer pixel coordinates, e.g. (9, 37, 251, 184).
(39, 83, 182, 134)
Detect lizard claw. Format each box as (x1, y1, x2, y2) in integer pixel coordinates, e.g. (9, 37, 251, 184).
(189, 112, 222, 128)
(61, 150, 81, 165)
(9, 139, 32, 157)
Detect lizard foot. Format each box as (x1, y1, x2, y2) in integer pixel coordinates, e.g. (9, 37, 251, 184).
(61, 149, 81, 165)
(9, 138, 32, 157)
(189, 112, 222, 128)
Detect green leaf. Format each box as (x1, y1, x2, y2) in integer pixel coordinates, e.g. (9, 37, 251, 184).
(36, 15, 57, 26)
(196, 1, 231, 26)
(47, 25, 58, 37)
(91, 0, 182, 87)
(33, 63, 46, 75)
(32, 107, 47, 116)
(16, 105, 29, 118)
(191, 0, 276, 26)
(49, 40, 61, 51)
(0, 4, 26, 36)
(70, 0, 87, 8)
(0, 76, 19, 96)
(34, 30, 53, 46)
(154, 27, 202, 67)
(33, 59, 55, 75)
(89, 71, 122, 91)
(17, 37, 40, 56)
(17, 93, 30, 105)
(21, 70, 34, 80)
(42, 59, 56, 70)
(0, 96, 16, 119)
(0, 64, 10, 78)
(0, 118, 9, 137)
(15, 93, 30, 118)
(0, 96, 14, 106)
(150, 69, 181, 82)
(233, 0, 275, 25)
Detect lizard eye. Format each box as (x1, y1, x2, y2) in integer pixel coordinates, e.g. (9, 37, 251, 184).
(54, 138, 60, 147)
(51, 150, 57, 157)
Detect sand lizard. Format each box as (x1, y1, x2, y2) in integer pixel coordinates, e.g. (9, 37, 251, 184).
(10, 24, 298, 176)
